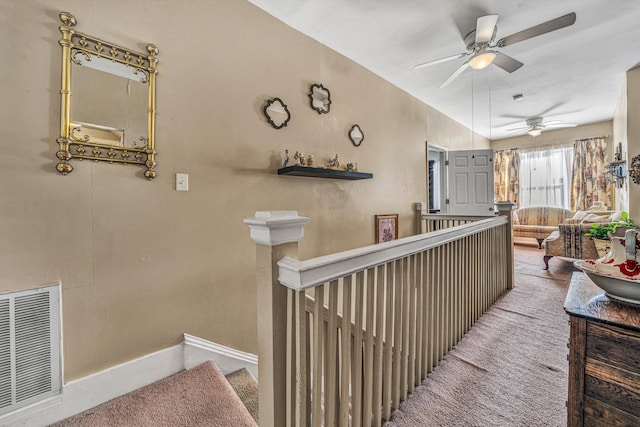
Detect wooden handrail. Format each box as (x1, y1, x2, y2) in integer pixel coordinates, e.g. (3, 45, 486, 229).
(422, 214, 492, 221)
(278, 216, 507, 290)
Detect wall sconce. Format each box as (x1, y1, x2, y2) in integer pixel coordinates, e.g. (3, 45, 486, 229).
(605, 160, 627, 188)
(630, 155, 640, 185)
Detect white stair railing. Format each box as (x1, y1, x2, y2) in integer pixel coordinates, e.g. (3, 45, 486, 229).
(245, 203, 515, 427)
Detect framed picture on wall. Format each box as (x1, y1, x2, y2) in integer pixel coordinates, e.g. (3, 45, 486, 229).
(375, 214, 398, 243)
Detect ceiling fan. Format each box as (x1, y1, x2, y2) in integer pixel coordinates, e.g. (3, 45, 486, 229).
(413, 12, 576, 88)
(506, 116, 578, 137)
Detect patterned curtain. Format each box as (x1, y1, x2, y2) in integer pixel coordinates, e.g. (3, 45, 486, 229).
(570, 137, 611, 211)
(494, 149, 520, 208)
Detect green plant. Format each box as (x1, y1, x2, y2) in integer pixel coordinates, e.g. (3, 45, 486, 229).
(585, 211, 635, 240)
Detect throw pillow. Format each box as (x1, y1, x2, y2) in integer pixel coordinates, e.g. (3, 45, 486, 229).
(581, 214, 610, 224)
(608, 211, 623, 221)
(571, 210, 588, 221)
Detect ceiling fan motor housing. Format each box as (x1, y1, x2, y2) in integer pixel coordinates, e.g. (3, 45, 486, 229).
(526, 117, 544, 128)
(464, 28, 497, 52)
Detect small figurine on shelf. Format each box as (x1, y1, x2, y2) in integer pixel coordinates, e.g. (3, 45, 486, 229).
(293, 151, 301, 166)
(299, 153, 306, 166)
(346, 163, 355, 172)
(328, 154, 340, 169)
(283, 149, 290, 167)
(307, 154, 315, 167)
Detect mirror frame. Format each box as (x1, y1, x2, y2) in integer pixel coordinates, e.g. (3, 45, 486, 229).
(263, 98, 291, 129)
(308, 83, 331, 114)
(349, 124, 364, 147)
(56, 12, 159, 180)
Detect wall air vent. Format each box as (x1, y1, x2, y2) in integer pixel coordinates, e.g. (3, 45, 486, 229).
(0, 285, 61, 417)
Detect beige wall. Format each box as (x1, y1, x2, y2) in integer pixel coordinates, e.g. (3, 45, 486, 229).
(613, 75, 629, 212)
(625, 67, 640, 223)
(0, 0, 486, 381)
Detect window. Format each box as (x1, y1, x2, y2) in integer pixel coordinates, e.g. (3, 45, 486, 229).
(519, 146, 573, 209)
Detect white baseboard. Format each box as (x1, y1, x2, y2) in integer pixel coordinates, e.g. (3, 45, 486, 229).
(0, 335, 258, 427)
(184, 333, 258, 379)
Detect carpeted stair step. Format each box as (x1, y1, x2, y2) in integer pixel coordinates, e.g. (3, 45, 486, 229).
(50, 361, 257, 426)
(225, 368, 259, 423)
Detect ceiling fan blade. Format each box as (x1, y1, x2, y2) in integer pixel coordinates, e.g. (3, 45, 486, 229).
(505, 126, 529, 132)
(497, 12, 576, 47)
(542, 120, 564, 125)
(475, 15, 499, 44)
(537, 103, 567, 118)
(413, 52, 467, 70)
(492, 52, 523, 73)
(501, 119, 527, 127)
(501, 114, 528, 120)
(439, 62, 469, 88)
(545, 122, 578, 128)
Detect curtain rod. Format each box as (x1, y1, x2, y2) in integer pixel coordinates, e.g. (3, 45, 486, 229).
(495, 142, 571, 152)
(572, 135, 610, 141)
(496, 135, 611, 151)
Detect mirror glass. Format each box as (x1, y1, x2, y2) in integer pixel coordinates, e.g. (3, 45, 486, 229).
(70, 56, 148, 148)
(349, 124, 364, 147)
(264, 98, 291, 129)
(309, 83, 331, 114)
(70, 121, 124, 146)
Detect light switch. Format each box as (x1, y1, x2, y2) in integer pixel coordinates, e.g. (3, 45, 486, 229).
(176, 173, 189, 191)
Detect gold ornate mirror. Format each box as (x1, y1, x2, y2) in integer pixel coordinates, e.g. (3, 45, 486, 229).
(56, 12, 159, 179)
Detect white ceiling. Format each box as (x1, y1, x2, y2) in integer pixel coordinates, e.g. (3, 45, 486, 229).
(248, 0, 640, 140)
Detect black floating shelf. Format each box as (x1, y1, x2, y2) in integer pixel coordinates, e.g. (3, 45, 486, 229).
(278, 166, 373, 180)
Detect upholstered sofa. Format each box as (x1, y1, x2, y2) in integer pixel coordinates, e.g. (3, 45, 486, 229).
(513, 207, 574, 249)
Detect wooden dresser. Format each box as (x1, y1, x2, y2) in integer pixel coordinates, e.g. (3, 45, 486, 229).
(564, 272, 640, 426)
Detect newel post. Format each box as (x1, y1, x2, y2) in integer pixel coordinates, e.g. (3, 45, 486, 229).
(244, 211, 310, 427)
(496, 201, 516, 290)
(414, 202, 427, 234)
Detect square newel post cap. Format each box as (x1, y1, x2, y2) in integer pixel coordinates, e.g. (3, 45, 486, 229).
(244, 211, 310, 246)
(495, 201, 516, 213)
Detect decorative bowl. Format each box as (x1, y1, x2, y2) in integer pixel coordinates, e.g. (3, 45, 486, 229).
(574, 260, 640, 304)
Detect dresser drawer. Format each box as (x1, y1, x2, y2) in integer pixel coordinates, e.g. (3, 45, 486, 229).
(586, 322, 640, 375)
(583, 395, 640, 426)
(584, 357, 640, 418)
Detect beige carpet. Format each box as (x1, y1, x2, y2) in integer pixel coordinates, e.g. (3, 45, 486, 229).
(385, 242, 575, 427)
(225, 368, 259, 423)
(50, 361, 256, 427)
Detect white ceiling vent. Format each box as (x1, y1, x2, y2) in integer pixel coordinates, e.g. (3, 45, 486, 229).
(0, 285, 61, 416)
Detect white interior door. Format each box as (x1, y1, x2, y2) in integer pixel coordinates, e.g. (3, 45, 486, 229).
(446, 149, 495, 216)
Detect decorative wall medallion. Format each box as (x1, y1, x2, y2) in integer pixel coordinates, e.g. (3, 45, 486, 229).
(308, 83, 331, 114)
(263, 97, 291, 129)
(349, 124, 364, 147)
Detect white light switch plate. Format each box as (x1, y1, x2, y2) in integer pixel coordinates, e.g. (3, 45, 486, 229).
(176, 173, 189, 191)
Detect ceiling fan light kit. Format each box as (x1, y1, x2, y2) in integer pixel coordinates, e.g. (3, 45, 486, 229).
(469, 50, 496, 70)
